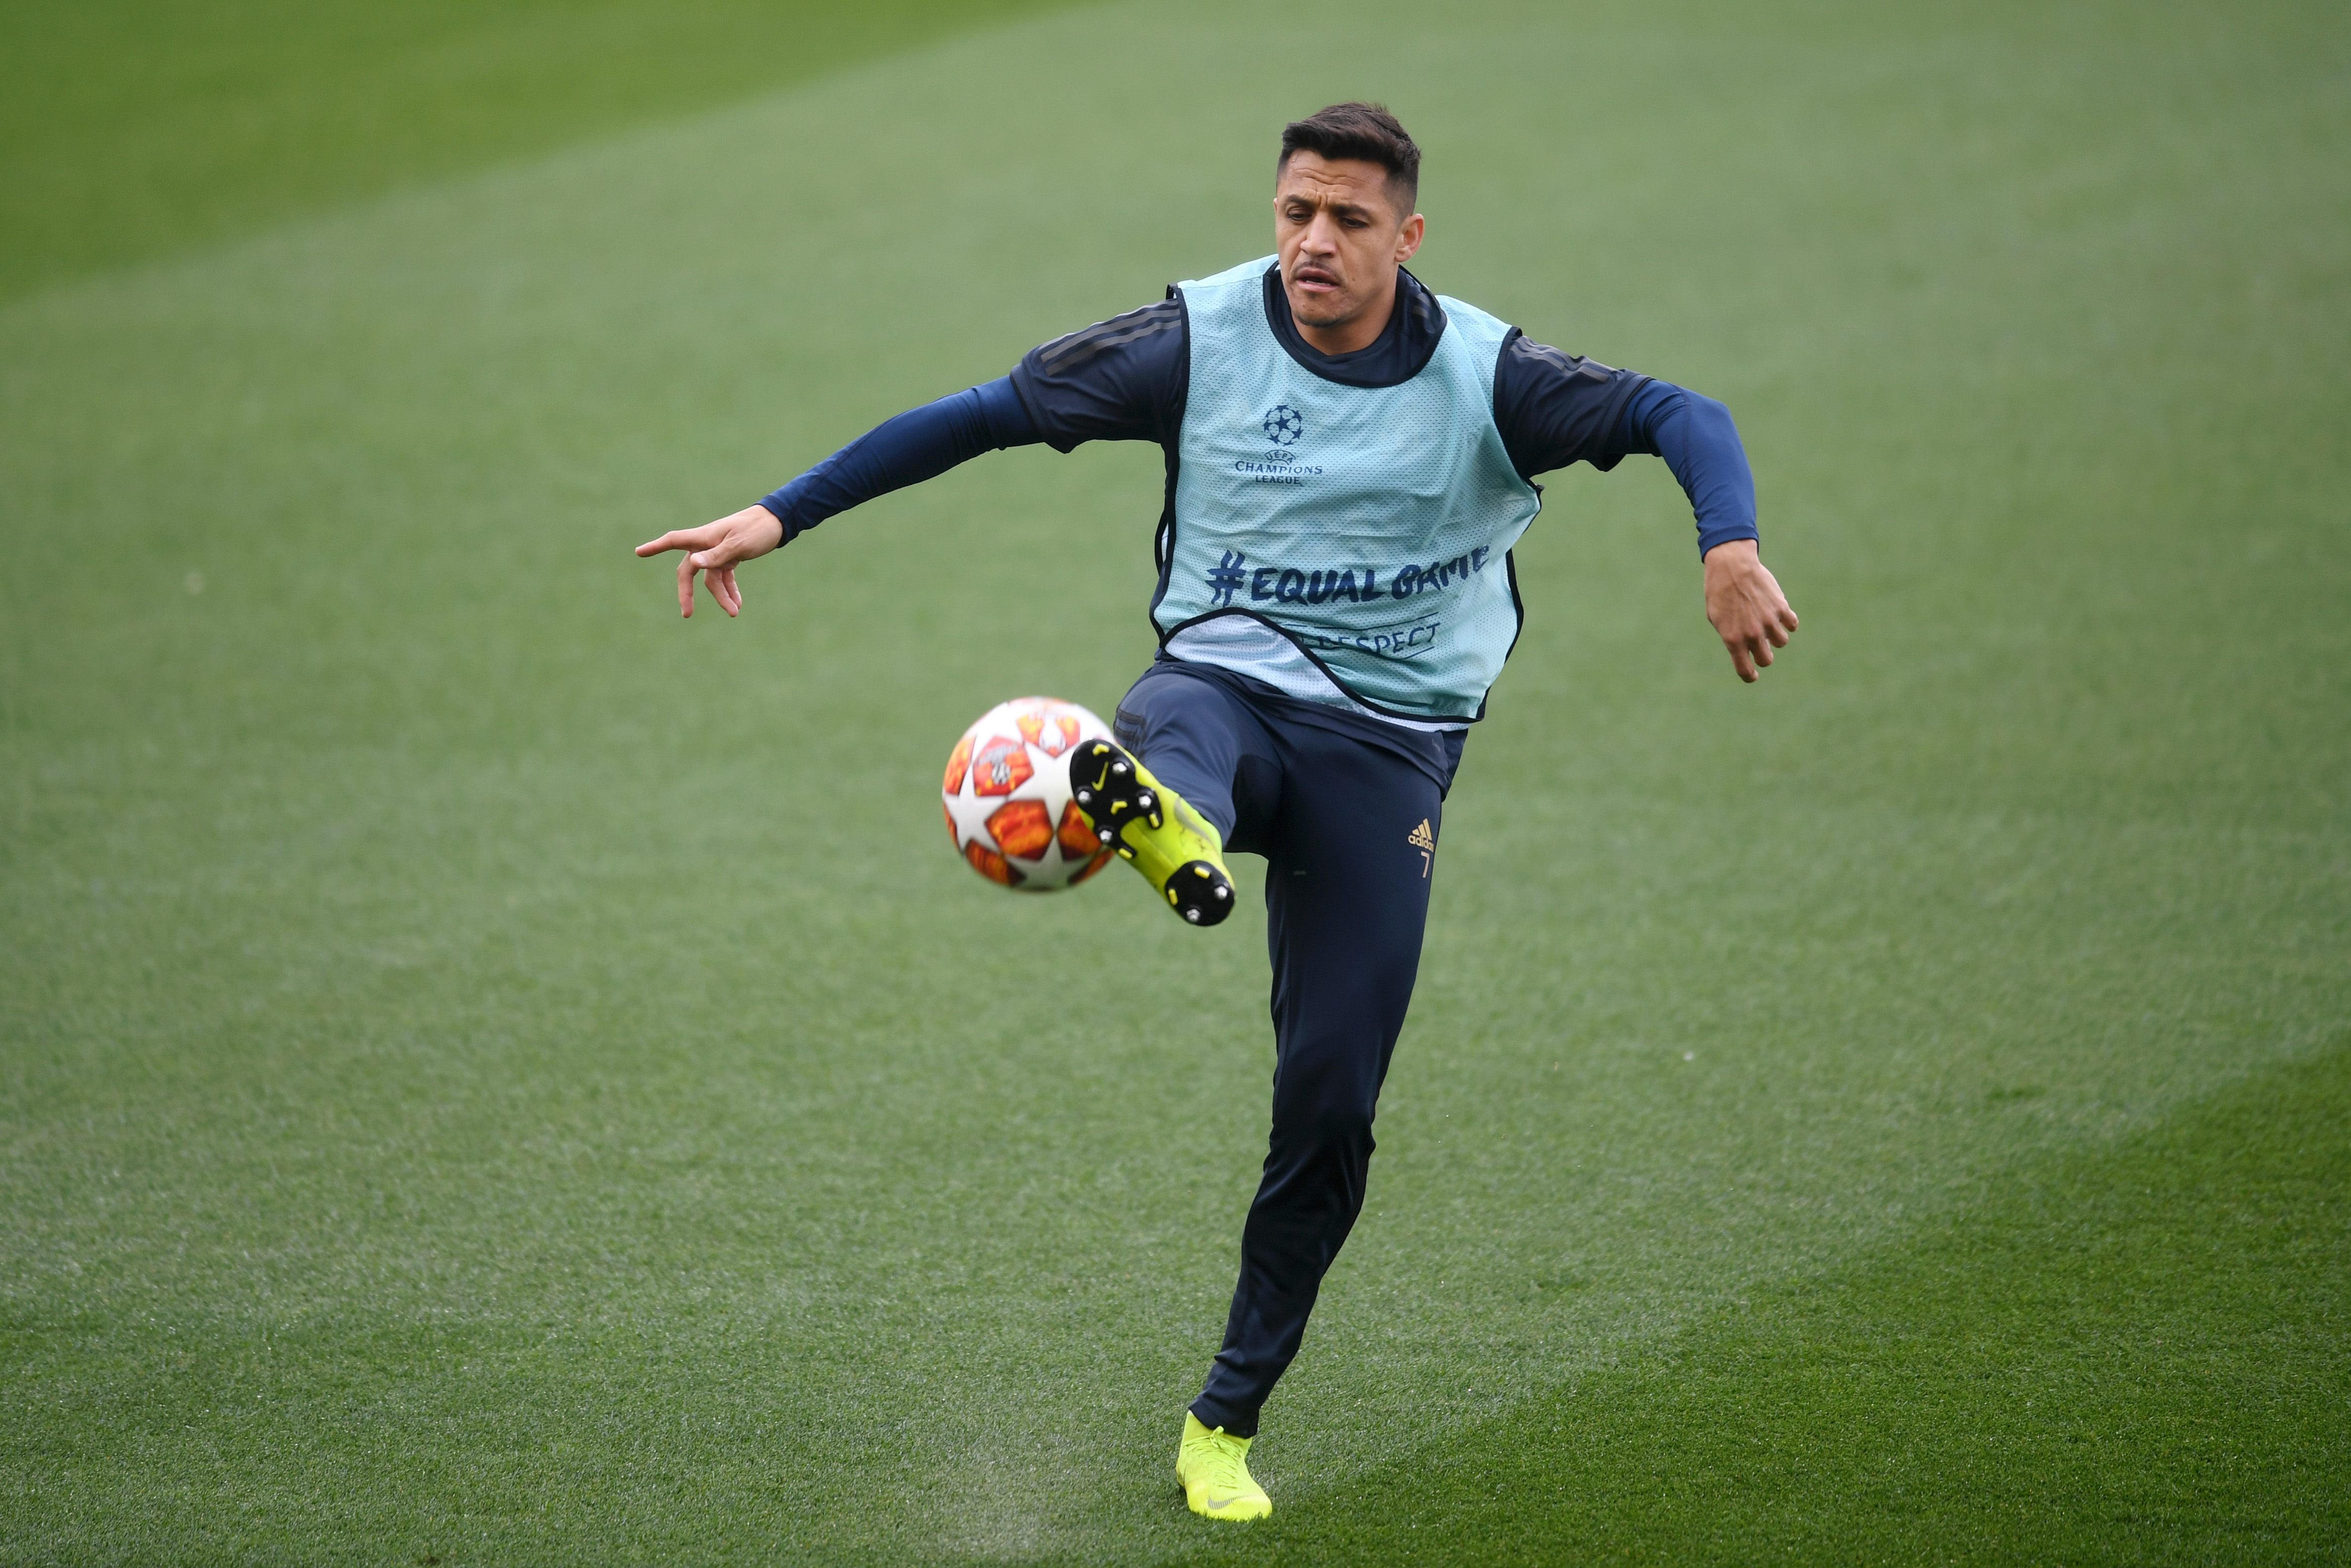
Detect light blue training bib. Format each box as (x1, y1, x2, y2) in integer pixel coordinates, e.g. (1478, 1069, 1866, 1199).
(1152, 257, 1541, 722)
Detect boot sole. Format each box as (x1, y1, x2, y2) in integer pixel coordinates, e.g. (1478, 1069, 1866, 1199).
(1068, 740, 1235, 927)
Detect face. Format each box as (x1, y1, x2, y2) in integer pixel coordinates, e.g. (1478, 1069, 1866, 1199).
(1273, 150, 1425, 332)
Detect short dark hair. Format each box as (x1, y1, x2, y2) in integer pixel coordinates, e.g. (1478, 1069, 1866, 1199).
(1278, 102, 1420, 216)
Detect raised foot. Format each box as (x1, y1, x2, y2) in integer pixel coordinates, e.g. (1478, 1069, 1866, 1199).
(1069, 738, 1161, 839)
(1068, 740, 1236, 928)
(1163, 860, 1234, 926)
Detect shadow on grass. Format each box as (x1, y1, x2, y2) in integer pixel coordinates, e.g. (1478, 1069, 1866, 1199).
(1143, 1043, 2350, 1565)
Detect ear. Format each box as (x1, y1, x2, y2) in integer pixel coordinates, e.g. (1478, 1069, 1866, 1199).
(1394, 211, 1425, 265)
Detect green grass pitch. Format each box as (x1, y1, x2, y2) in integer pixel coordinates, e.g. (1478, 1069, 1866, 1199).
(2, 0, 2345, 1561)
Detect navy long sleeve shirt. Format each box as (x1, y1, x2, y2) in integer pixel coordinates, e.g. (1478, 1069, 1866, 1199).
(762, 265, 1758, 562)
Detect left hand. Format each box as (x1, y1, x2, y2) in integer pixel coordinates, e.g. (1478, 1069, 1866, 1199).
(1702, 539, 1799, 682)
(635, 504, 785, 618)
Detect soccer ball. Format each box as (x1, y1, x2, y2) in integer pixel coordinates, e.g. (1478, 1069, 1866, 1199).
(942, 696, 1118, 891)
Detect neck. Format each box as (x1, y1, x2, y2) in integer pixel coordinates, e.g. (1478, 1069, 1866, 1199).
(1293, 270, 1398, 356)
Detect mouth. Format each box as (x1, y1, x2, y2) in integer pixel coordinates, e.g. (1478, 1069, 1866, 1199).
(1290, 265, 1342, 294)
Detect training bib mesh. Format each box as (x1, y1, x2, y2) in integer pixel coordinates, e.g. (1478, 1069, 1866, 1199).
(1152, 257, 1541, 721)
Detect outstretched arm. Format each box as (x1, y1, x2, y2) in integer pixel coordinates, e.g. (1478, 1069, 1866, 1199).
(643, 299, 1185, 616)
(636, 377, 1038, 617)
(1491, 337, 1797, 682)
(1626, 383, 1799, 682)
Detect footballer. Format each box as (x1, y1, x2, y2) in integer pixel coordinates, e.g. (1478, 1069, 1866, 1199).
(638, 102, 1797, 1521)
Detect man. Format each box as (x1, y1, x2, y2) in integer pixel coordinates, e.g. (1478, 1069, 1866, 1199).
(639, 102, 1797, 1522)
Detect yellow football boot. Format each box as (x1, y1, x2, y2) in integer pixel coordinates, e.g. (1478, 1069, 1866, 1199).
(1176, 1412, 1271, 1521)
(1067, 739, 1236, 926)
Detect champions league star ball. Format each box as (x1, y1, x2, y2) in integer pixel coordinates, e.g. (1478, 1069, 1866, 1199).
(942, 696, 1119, 891)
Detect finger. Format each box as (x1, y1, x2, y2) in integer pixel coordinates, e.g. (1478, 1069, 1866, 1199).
(1726, 631, 1757, 682)
(688, 530, 750, 571)
(716, 515, 774, 571)
(676, 553, 696, 617)
(637, 524, 716, 558)
(715, 566, 741, 617)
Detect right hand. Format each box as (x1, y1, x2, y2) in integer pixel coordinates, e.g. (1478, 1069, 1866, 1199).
(635, 505, 786, 618)
(1701, 538, 1799, 682)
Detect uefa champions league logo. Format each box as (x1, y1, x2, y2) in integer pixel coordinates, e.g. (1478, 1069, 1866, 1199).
(1239, 404, 1317, 486)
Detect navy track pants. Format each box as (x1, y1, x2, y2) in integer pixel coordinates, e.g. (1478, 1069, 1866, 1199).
(1112, 664, 1454, 1438)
